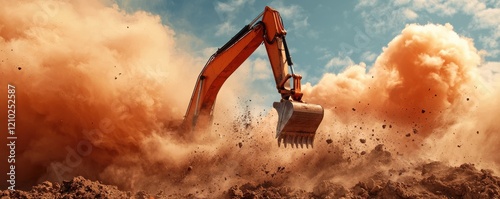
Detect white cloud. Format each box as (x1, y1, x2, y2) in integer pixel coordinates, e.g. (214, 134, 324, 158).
(355, 0, 378, 10)
(252, 57, 271, 80)
(314, 46, 333, 61)
(461, 0, 487, 14)
(403, 8, 418, 20)
(214, 0, 255, 36)
(471, 8, 500, 57)
(407, 0, 488, 16)
(270, 2, 309, 31)
(361, 51, 377, 62)
(480, 35, 498, 49)
(292, 16, 309, 30)
(215, 21, 236, 36)
(275, 4, 301, 18)
(254, 45, 267, 57)
(215, 0, 254, 17)
(358, 5, 409, 36)
(202, 47, 218, 58)
(355, 0, 500, 58)
(325, 56, 354, 69)
(411, 0, 458, 16)
(478, 61, 500, 85)
(474, 8, 500, 28)
(394, 0, 410, 6)
(215, 2, 235, 14)
(495, 0, 500, 7)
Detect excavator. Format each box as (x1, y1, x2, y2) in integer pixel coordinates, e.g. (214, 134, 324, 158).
(181, 6, 324, 148)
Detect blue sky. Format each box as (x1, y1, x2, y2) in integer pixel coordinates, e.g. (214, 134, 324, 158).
(114, 0, 500, 107)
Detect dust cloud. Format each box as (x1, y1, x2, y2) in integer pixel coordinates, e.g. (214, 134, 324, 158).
(1, 0, 499, 197)
(0, 0, 213, 190)
(303, 23, 500, 171)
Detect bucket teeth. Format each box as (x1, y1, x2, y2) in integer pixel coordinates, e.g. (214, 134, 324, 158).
(278, 135, 282, 147)
(276, 133, 315, 148)
(292, 135, 297, 148)
(283, 135, 288, 148)
(309, 135, 314, 148)
(297, 136, 301, 148)
(303, 135, 309, 148)
(273, 100, 323, 149)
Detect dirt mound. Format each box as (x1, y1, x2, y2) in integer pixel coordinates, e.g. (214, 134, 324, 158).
(2, 161, 499, 198)
(352, 162, 500, 198)
(0, 176, 161, 199)
(225, 162, 500, 199)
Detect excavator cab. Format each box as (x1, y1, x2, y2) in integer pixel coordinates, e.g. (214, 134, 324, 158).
(181, 6, 324, 148)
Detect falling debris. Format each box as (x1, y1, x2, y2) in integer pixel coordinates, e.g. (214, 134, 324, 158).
(326, 139, 333, 144)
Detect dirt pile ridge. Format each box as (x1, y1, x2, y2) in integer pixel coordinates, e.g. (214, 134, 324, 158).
(225, 146, 500, 199)
(2, 145, 499, 198)
(1, 176, 133, 198)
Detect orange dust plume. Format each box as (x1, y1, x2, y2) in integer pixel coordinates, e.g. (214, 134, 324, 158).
(0, 0, 261, 193)
(303, 23, 500, 170)
(0, 0, 204, 190)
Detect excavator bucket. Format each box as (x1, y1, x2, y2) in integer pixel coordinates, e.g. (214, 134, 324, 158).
(273, 101, 324, 148)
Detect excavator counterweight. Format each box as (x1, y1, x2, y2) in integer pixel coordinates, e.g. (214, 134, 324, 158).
(181, 6, 324, 148)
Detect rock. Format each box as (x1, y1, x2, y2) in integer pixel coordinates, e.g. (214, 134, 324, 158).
(313, 181, 348, 198)
(326, 139, 333, 144)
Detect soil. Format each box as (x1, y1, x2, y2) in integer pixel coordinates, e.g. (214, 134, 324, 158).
(2, 161, 499, 199)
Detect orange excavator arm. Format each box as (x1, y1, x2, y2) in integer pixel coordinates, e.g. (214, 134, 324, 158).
(181, 6, 324, 148)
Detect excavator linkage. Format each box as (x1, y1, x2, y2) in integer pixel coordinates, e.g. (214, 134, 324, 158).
(273, 100, 324, 148)
(181, 6, 325, 149)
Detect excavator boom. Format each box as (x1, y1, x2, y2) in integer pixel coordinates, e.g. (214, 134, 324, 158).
(181, 6, 324, 148)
